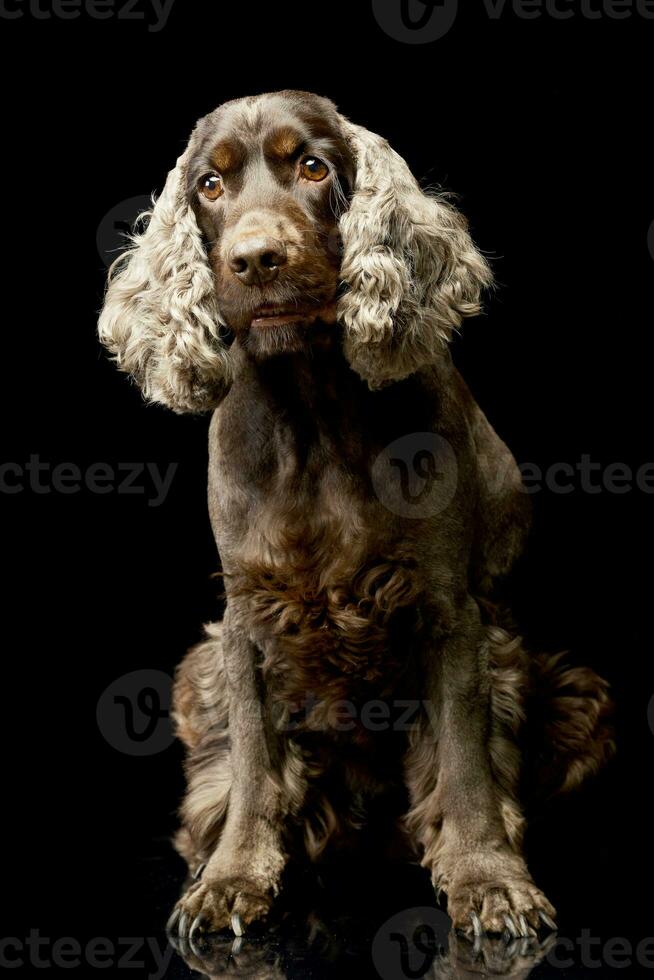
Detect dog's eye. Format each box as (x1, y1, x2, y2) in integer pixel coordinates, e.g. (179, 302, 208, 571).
(300, 157, 329, 182)
(198, 173, 224, 201)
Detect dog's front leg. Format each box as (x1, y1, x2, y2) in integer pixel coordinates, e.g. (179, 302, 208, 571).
(406, 599, 556, 938)
(170, 612, 295, 940)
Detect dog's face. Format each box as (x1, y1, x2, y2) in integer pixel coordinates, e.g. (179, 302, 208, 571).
(99, 90, 493, 413)
(188, 93, 355, 359)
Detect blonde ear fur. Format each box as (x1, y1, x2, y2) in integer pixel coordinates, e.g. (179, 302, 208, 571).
(98, 145, 231, 414)
(337, 122, 493, 387)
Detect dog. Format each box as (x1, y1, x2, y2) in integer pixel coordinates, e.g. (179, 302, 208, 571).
(98, 90, 614, 944)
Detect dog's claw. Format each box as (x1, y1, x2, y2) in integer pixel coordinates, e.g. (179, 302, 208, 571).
(540, 911, 558, 932)
(470, 912, 483, 938)
(179, 912, 189, 937)
(518, 914, 533, 938)
(166, 907, 181, 936)
(188, 915, 208, 957)
(231, 936, 244, 956)
(231, 913, 244, 937)
(503, 938, 520, 958)
(193, 863, 207, 881)
(504, 915, 519, 939)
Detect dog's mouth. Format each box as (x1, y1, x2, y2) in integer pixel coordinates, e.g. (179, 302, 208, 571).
(250, 301, 337, 329)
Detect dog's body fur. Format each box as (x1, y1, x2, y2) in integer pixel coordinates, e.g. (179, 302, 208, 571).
(98, 91, 613, 940)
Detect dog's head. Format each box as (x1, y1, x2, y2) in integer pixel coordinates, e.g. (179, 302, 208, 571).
(99, 91, 492, 412)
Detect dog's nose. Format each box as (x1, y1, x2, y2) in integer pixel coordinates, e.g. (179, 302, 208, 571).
(228, 237, 288, 285)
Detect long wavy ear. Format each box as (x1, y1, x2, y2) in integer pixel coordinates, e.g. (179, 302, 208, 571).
(337, 122, 493, 387)
(98, 142, 231, 413)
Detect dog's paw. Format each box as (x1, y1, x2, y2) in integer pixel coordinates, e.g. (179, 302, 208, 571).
(167, 874, 275, 944)
(446, 876, 556, 938)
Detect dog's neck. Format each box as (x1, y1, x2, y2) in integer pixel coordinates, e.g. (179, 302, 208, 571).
(228, 324, 361, 410)
(226, 332, 445, 458)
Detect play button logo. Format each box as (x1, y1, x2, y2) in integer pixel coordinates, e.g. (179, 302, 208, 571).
(372, 0, 458, 43)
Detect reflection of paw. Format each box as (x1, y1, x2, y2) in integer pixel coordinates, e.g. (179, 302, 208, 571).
(446, 930, 558, 978)
(167, 874, 275, 946)
(446, 877, 556, 938)
(169, 932, 287, 980)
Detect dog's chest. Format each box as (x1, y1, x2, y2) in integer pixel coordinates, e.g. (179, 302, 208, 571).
(210, 368, 431, 716)
(229, 498, 423, 716)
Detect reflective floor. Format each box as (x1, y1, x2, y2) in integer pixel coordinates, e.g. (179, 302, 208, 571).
(138, 854, 652, 979)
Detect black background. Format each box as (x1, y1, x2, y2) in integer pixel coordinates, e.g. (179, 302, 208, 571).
(2, 1, 653, 976)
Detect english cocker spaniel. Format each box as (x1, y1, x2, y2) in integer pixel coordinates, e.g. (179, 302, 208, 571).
(98, 91, 614, 944)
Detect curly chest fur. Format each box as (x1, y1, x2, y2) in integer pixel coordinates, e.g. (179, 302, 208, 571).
(229, 522, 425, 721)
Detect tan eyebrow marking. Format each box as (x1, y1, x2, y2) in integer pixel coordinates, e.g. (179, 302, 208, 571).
(210, 139, 246, 174)
(264, 127, 304, 161)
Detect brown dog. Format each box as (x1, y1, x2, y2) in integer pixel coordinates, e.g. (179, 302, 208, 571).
(98, 90, 613, 943)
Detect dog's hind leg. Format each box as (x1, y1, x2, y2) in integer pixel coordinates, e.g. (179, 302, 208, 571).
(172, 620, 232, 875)
(522, 645, 615, 801)
(485, 622, 615, 805)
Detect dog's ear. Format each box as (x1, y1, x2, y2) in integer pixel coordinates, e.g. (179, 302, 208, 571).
(337, 122, 493, 387)
(98, 142, 231, 414)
